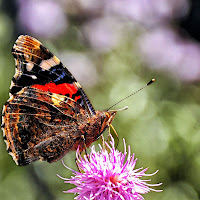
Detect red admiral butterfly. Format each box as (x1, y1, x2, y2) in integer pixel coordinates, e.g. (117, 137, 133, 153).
(1, 35, 117, 166)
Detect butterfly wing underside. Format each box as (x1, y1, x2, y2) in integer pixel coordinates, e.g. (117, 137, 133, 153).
(2, 35, 96, 165)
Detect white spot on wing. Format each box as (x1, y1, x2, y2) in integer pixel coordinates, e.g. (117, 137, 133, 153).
(2, 128, 6, 139)
(40, 56, 60, 70)
(9, 81, 15, 90)
(26, 62, 34, 71)
(2, 105, 6, 137)
(8, 152, 19, 165)
(30, 75, 37, 79)
(5, 139, 9, 150)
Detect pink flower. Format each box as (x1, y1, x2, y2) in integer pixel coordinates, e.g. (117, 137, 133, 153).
(58, 136, 162, 200)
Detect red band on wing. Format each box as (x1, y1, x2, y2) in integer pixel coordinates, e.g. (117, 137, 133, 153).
(74, 95, 81, 101)
(32, 82, 79, 98)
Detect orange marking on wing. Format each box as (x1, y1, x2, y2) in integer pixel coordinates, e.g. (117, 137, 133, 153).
(74, 95, 81, 101)
(57, 83, 77, 97)
(32, 83, 78, 97)
(19, 35, 40, 49)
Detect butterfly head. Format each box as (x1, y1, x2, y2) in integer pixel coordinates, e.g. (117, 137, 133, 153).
(99, 106, 128, 134)
(105, 110, 117, 126)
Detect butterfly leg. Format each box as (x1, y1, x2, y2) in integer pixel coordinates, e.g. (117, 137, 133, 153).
(81, 134, 90, 160)
(109, 124, 119, 148)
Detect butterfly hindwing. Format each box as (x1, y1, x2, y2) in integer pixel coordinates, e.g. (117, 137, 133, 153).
(2, 86, 89, 165)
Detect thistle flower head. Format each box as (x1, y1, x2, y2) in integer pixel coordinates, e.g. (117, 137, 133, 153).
(58, 136, 162, 200)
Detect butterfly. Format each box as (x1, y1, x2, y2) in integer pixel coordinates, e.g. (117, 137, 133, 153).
(1, 35, 117, 166)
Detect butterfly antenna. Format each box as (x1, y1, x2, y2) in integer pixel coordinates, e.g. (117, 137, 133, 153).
(107, 79, 155, 111)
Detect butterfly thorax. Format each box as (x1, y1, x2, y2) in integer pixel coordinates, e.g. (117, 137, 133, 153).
(73, 110, 117, 151)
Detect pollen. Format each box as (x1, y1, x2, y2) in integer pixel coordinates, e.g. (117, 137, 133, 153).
(110, 174, 121, 185)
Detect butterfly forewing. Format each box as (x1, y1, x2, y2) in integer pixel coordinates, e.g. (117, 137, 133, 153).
(12, 35, 95, 114)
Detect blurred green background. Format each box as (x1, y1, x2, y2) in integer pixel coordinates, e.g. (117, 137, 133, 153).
(1, 0, 200, 199)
